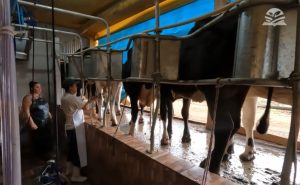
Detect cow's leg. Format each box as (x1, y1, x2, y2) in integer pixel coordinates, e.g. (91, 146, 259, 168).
(160, 86, 170, 145)
(138, 103, 144, 124)
(240, 96, 257, 161)
(110, 82, 119, 126)
(223, 106, 245, 162)
(128, 94, 139, 135)
(223, 137, 234, 162)
(202, 110, 234, 174)
(181, 98, 191, 143)
(104, 91, 111, 114)
(200, 86, 248, 174)
(97, 93, 103, 121)
(115, 82, 122, 116)
(95, 82, 103, 122)
(166, 97, 173, 139)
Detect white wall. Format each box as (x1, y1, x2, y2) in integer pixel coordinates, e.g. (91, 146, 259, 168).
(15, 24, 89, 108)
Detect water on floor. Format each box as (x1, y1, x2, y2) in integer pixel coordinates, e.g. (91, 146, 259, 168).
(114, 108, 300, 185)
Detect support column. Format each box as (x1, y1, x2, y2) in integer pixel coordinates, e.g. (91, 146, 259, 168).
(280, 3, 300, 184)
(0, 0, 22, 184)
(207, 0, 230, 130)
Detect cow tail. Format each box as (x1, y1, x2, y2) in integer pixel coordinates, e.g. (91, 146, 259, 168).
(256, 87, 274, 134)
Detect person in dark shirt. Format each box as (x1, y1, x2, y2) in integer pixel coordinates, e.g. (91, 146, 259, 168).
(20, 81, 53, 160)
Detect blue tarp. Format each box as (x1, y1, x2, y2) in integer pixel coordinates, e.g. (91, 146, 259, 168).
(98, 0, 215, 63)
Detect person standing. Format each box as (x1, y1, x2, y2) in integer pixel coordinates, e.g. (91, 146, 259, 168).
(20, 81, 53, 160)
(60, 79, 96, 182)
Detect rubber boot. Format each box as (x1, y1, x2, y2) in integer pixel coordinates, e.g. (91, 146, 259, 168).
(65, 162, 73, 176)
(70, 166, 87, 182)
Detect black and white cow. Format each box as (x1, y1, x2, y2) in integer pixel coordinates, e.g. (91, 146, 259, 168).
(122, 49, 152, 134)
(122, 49, 195, 140)
(163, 86, 289, 162)
(160, 14, 250, 174)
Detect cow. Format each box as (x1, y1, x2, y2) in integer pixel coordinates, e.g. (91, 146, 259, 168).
(122, 49, 155, 135)
(164, 86, 291, 162)
(240, 86, 292, 161)
(79, 49, 123, 127)
(124, 13, 290, 174)
(122, 48, 199, 141)
(94, 81, 122, 126)
(159, 14, 250, 174)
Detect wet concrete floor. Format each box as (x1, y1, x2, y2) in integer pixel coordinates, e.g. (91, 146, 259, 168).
(112, 108, 300, 185)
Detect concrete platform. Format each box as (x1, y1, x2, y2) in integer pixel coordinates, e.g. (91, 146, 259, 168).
(85, 123, 235, 185)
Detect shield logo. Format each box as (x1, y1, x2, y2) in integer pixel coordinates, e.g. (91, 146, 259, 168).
(262, 8, 286, 26)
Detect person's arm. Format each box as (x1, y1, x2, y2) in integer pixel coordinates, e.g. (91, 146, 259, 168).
(48, 112, 52, 119)
(82, 96, 98, 110)
(21, 95, 38, 130)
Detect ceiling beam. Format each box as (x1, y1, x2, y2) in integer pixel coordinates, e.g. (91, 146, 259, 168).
(214, 0, 230, 9)
(93, 0, 194, 40)
(80, 0, 160, 36)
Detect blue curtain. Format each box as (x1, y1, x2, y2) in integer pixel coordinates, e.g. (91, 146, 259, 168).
(98, 0, 215, 63)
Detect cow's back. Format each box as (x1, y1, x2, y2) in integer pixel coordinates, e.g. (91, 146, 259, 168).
(179, 15, 238, 81)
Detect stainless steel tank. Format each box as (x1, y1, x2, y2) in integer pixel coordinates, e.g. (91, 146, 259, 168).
(131, 36, 181, 80)
(67, 50, 123, 80)
(67, 55, 82, 79)
(234, 4, 280, 79)
(85, 50, 122, 80)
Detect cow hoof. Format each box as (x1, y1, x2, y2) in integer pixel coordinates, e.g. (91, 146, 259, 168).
(138, 117, 144, 124)
(106, 110, 110, 114)
(129, 128, 134, 136)
(227, 144, 234, 154)
(199, 159, 207, 168)
(161, 137, 170, 145)
(181, 135, 191, 143)
(111, 121, 117, 127)
(222, 154, 230, 162)
(167, 130, 173, 138)
(116, 110, 121, 116)
(199, 159, 220, 174)
(239, 152, 255, 162)
(128, 121, 135, 135)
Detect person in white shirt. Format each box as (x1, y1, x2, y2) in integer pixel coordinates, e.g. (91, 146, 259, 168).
(61, 79, 96, 182)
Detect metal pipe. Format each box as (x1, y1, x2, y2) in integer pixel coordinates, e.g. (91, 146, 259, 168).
(280, 1, 300, 184)
(12, 23, 82, 41)
(148, 0, 161, 154)
(98, 0, 296, 49)
(97, 0, 239, 48)
(50, 0, 60, 162)
(0, 0, 22, 184)
(18, 0, 110, 42)
(14, 36, 62, 44)
(123, 77, 291, 88)
(17, 0, 111, 53)
(154, 0, 161, 75)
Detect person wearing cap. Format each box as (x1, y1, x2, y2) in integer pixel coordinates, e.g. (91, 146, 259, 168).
(20, 81, 53, 160)
(60, 79, 96, 182)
